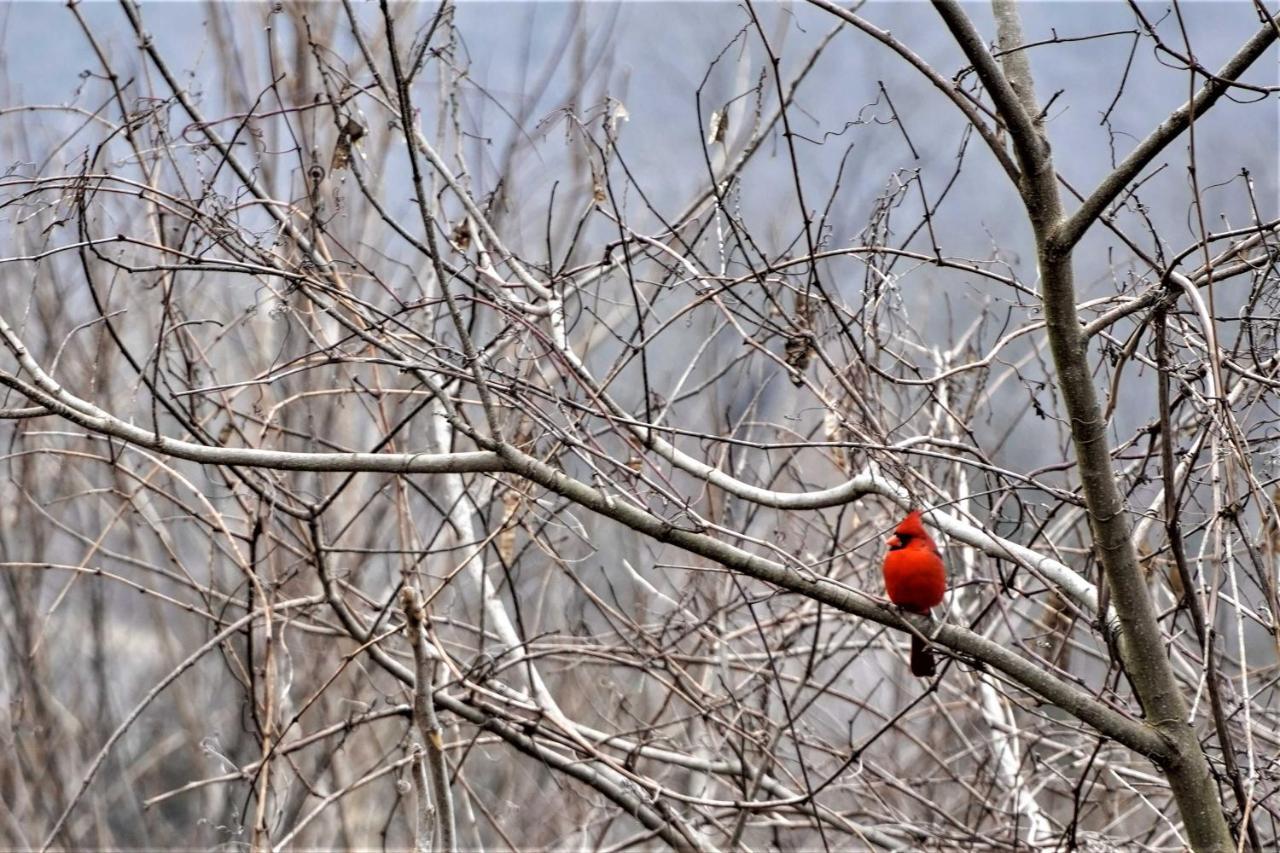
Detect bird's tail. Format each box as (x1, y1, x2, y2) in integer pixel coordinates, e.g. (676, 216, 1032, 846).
(910, 633, 936, 678)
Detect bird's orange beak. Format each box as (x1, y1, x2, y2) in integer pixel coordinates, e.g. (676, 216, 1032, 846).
(886, 534, 902, 549)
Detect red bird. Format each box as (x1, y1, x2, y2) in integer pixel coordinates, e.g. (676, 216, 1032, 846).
(882, 510, 947, 677)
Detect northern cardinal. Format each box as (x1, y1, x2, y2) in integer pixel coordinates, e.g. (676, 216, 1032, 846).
(882, 510, 947, 677)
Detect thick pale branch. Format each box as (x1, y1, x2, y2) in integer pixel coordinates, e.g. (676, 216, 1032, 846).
(1, 354, 1106, 622)
(12, 342, 1111, 718)
(0, 369, 501, 476)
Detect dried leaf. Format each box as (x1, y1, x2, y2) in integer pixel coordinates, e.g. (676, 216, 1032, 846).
(330, 117, 366, 171)
(823, 410, 845, 471)
(609, 100, 630, 134)
(784, 335, 811, 385)
(498, 487, 521, 565)
(795, 288, 812, 327)
(706, 108, 727, 146)
(452, 219, 471, 251)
